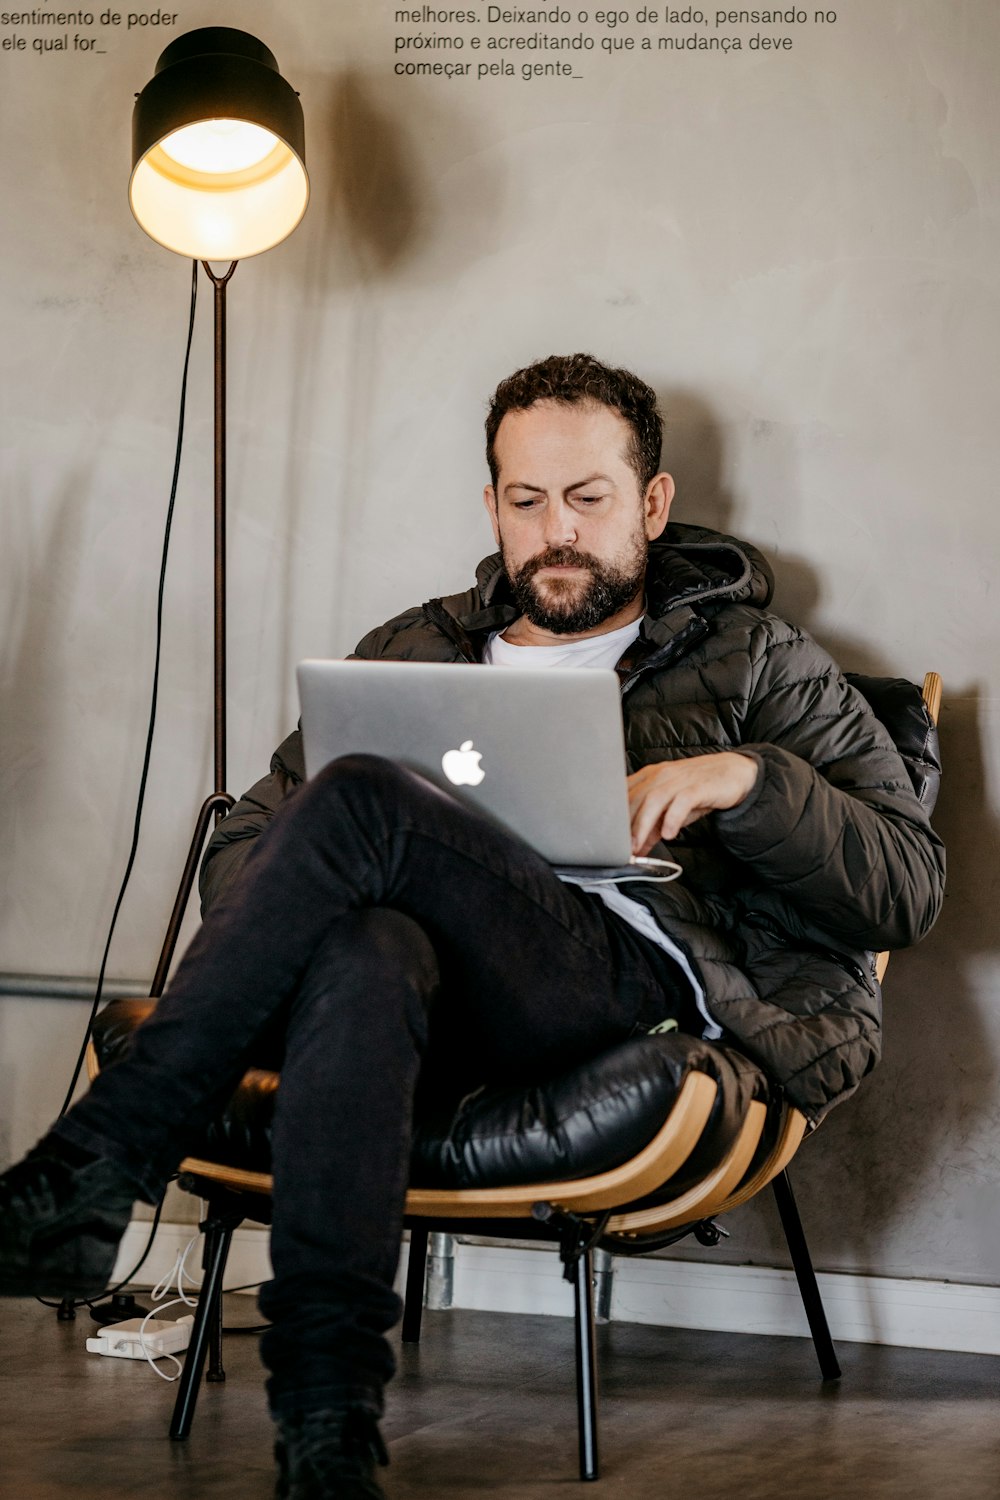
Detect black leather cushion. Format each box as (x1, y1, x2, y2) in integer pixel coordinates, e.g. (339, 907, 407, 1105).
(846, 673, 941, 811)
(91, 1001, 768, 1196)
(409, 1032, 767, 1195)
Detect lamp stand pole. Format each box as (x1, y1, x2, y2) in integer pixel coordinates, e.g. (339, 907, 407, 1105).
(150, 261, 239, 997)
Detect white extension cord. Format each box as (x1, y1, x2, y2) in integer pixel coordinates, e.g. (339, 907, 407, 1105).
(86, 1315, 194, 1360)
(86, 1234, 201, 1381)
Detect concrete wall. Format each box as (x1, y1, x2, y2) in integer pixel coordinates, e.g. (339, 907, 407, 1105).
(2, 1, 998, 1287)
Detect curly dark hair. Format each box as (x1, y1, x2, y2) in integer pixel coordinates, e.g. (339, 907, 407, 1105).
(485, 353, 663, 491)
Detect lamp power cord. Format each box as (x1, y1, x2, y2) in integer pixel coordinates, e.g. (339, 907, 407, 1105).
(43, 260, 200, 1318)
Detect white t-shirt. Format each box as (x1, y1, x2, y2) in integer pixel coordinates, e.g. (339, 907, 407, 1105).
(483, 617, 642, 671)
(484, 623, 721, 1040)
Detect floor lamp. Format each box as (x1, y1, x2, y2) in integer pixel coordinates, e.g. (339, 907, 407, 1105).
(129, 27, 309, 993)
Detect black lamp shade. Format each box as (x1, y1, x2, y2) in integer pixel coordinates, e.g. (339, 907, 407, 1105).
(130, 28, 308, 259)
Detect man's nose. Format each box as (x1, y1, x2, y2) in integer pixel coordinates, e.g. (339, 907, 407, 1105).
(543, 500, 578, 548)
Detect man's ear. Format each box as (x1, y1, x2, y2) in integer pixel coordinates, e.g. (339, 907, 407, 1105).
(644, 472, 675, 541)
(483, 485, 501, 547)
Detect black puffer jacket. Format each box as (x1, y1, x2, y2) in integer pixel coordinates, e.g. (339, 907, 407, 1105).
(200, 523, 945, 1122)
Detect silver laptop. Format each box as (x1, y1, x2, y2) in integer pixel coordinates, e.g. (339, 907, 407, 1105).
(297, 658, 662, 871)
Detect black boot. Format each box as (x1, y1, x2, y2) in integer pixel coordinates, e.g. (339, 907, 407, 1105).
(274, 1406, 390, 1500)
(0, 1134, 142, 1300)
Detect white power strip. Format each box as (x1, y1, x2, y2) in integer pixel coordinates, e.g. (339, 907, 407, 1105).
(86, 1315, 194, 1360)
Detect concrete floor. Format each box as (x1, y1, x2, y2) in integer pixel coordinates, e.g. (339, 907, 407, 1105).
(1, 1295, 998, 1500)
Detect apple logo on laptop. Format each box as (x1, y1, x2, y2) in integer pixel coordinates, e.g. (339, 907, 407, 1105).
(442, 740, 485, 787)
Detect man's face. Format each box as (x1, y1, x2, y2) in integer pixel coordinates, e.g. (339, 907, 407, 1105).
(483, 399, 673, 637)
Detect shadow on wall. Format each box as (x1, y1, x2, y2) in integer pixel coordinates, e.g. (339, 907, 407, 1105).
(326, 71, 423, 277)
(312, 67, 501, 286)
(653, 392, 999, 1283)
(658, 387, 739, 540)
(797, 685, 1000, 1289)
(661, 386, 825, 623)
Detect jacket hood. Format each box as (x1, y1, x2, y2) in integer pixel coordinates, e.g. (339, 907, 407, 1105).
(645, 521, 773, 616)
(472, 521, 774, 624)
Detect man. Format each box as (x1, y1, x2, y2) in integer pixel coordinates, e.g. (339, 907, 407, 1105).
(0, 354, 944, 1499)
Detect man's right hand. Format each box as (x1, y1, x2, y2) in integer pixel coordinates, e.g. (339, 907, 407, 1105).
(627, 753, 760, 855)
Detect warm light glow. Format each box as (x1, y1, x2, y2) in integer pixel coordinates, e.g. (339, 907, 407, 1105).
(129, 134, 309, 259)
(159, 118, 279, 175)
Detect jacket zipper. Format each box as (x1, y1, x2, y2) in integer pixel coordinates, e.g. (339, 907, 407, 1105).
(741, 911, 874, 992)
(619, 616, 711, 698)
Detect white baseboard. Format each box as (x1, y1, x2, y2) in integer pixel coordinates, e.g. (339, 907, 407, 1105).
(112, 1222, 1000, 1358)
(610, 1256, 1000, 1357)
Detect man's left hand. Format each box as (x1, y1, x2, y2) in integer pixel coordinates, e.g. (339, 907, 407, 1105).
(627, 753, 759, 854)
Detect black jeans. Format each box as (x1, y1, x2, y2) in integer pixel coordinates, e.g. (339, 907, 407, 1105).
(56, 755, 691, 1415)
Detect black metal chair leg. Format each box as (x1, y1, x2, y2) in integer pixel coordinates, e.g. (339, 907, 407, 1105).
(772, 1169, 841, 1381)
(170, 1213, 237, 1439)
(401, 1226, 430, 1344)
(206, 1254, 226, 1383)
(573, 1247, 599, 1481)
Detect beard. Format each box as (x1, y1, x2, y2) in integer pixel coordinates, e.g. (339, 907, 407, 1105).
(503, 527, 647, 636)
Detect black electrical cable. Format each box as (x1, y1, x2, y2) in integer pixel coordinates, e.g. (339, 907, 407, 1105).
(57, 259, 199, 1120)
(40, 263, 200, 1319)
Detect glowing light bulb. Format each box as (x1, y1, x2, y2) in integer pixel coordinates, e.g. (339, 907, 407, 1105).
(159, 119, 279, 175)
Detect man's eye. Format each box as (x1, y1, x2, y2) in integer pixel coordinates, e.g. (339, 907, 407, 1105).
(573, 495, 603, 506)
(513, 499, 540, 510)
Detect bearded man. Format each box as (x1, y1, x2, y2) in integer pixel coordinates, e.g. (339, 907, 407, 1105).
(0, 353, 944, 1499)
